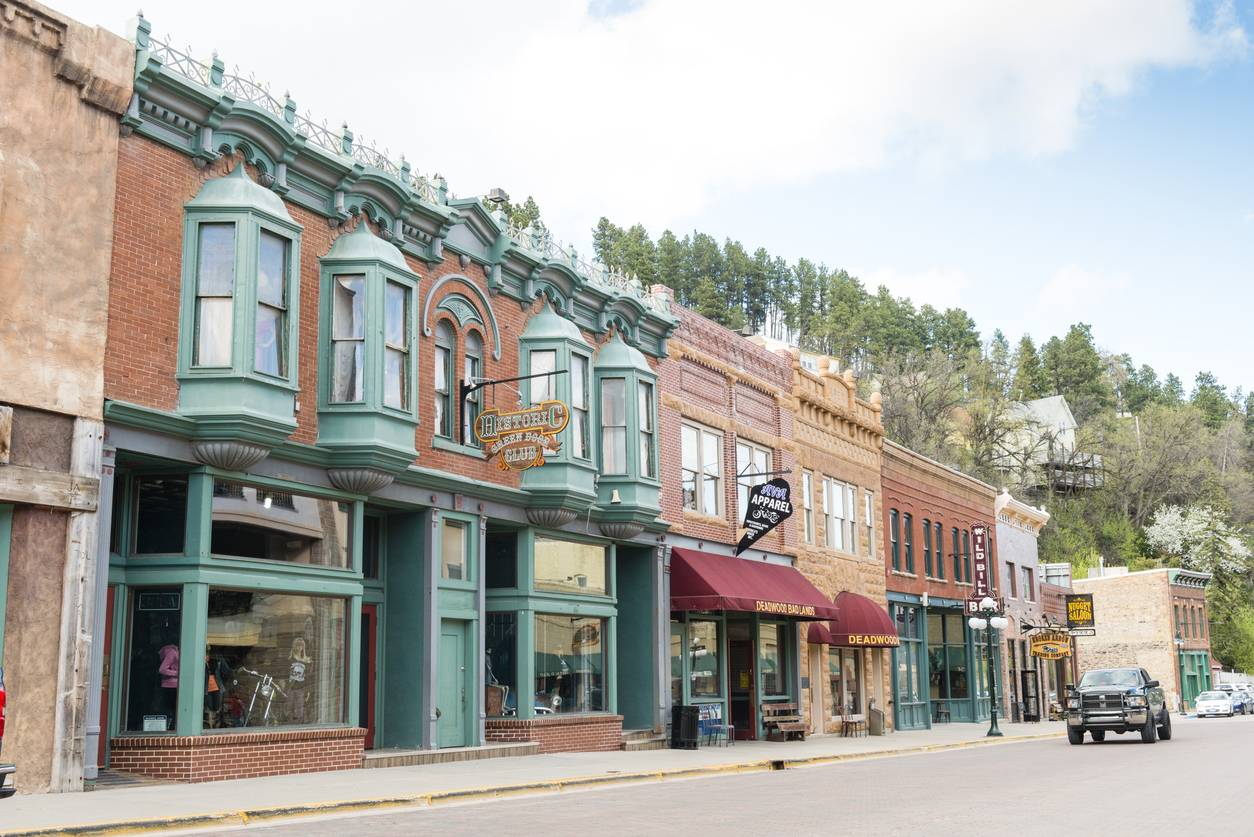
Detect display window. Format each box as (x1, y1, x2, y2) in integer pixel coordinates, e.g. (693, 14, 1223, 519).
(485, 612, 517, 717)
(203, 589, 347, 730)
(211, 481, 352, 568)
(534, 614, 605, 714)
(830, 647, 863, 715)
(124, 588, 183, 732)
(132, 476, 189, 555)
(688, 619, 722, 699)
(534, 537, 607, 596)
(760, 623, 788, 696)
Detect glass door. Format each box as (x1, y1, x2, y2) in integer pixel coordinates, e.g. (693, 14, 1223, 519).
(728, 638, 756, 739)
(892, 604, 928, 730)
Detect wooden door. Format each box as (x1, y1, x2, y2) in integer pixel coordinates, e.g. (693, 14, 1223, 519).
(359, 604, 377, 749)
(437, 620, 467, 748)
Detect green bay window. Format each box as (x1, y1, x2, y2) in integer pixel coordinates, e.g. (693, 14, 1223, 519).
(331, 276, 365, 402)
(384, 281, 409, 410)
(194, 224, 236, 367)
(256, 231, 289, 377)
(638, 382, 654, 478)
(601, 378, 627, 474)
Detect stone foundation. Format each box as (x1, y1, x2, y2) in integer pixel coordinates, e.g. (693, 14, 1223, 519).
(108, 727, 366, 783)
(484, 714, 623, 753)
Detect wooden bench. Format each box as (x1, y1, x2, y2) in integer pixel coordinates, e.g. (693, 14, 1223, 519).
(761, 702, 807, 741)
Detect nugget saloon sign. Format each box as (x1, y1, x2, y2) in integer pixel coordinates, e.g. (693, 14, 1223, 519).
(1066, 594, 1095, 629)
(474, 401, 568, 471)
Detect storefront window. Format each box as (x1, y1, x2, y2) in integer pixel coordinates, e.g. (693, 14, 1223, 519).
(441, 518, 467, 580)
(124, 588, 183, 732)
(534, 536, 607, 596)
(361, 516, 381, 580)
(485, 612, 517, 717)
(485, 532, 517, 589)
(203, 589, 346, 729)
(689, 619, 721, 698)
(760, 623, 787, 696)
(133, 476, 188, 555)
(211, 481, 351, 568)
(928, 612, 969, 701)
(535, 614, 605, 714)
(670, 623, 683, 706)
(829, 648, 863, 714)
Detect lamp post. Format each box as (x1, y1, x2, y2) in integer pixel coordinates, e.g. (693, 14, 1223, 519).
(1174, 630, 1186, 713)
(969, 596, 1009, 737)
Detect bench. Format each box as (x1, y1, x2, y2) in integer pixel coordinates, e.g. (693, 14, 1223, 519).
(761, 702, 807, 741)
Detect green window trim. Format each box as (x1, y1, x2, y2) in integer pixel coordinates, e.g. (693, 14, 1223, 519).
(889, 509, 900, 571)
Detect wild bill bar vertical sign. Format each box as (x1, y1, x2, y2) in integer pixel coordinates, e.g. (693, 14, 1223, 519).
(971, 522, 991, 599)
(736, 478, 794, 555)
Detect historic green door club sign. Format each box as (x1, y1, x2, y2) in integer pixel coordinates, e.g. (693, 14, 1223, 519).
(474, 400, 569, 471)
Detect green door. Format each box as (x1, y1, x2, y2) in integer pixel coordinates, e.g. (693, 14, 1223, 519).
(438, 620, 467, 748)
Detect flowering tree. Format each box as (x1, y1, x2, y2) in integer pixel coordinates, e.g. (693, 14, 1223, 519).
(1144, 505, 1251, 574)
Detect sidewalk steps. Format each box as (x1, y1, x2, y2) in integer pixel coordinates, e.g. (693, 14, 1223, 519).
(362, 742, 538, 769)
(621, 729, 668, 751)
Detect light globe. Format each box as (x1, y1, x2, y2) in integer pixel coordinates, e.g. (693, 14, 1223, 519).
(968, 617, 987, 630)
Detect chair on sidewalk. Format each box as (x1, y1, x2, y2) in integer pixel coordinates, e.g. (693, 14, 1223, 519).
(934, 701, 951, 723)
(840, 703, 867, 738)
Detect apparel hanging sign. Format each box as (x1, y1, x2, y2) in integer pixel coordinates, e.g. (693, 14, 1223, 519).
(736, 478, 794, 555)
(970, 522, 991, 599)
(474, 400, 569, 471)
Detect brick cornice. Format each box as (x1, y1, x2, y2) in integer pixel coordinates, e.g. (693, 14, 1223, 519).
(662, 391, 797, 456)
(669, 340, 789, 405)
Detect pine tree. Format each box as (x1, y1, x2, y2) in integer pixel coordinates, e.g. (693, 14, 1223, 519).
(1010, 335, 1046, 401)
(1191, 371, 1230, 429)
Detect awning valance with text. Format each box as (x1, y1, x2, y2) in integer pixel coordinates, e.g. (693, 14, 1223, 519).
(669, 547, 841, 621)
(810, 591, 899, 647)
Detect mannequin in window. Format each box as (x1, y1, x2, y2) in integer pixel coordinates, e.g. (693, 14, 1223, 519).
(205, 644, 235, 728)
(157, 637, 180, 729)
(287, 637, 312, 725)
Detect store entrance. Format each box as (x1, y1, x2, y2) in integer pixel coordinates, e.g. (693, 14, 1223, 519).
(729, 638, 756, 740)
(437, 619, 468, 748)
(360, 604, 378, 749)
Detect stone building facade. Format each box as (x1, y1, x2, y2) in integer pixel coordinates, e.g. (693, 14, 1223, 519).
(1072, 569, 1212, 712)
(0, 0, 132, 794)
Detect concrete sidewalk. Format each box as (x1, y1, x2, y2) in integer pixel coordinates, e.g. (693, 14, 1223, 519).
(0, 721, 1069, 836)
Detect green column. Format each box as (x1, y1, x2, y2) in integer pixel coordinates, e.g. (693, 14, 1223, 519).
(347, 594, 362, 728)
(0, 504, 12, 667)
(518, 609, 535, 719)
(177, 582, 209, 736)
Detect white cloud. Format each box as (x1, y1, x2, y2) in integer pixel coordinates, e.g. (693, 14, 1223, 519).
(62, 0, 1247, 247)
(1035, 263, 1130, 310)
(859, 266, 973, 310)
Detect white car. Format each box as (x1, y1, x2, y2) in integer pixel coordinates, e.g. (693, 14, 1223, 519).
(1196, 691, 1234, 718)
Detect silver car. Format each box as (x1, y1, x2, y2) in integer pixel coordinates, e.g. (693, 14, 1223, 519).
(1196, 690, 1234, 718)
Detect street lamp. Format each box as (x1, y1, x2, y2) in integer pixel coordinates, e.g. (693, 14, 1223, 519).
(1174, 630, 1185, 713)
(969, 596, 1009, 738)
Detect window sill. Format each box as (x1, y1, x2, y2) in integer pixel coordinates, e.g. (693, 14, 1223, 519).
(683, 509, 729, 529)
(891, 571, 918, 579)
(431, 436, 486, 458)
(954, 581, 974, 588)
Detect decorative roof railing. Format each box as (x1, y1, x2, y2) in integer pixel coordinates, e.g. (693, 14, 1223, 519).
(139, 23, 671, 318)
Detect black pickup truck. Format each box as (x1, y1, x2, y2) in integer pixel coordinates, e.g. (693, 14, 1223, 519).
(1066, 667, 1171, 745)
(1, 666, 14, 798)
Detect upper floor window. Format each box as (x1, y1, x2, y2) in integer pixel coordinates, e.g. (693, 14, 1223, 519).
(962, 530, 972, 582)
(802, 470, 815, 544)
(823, 477, 849, 552)
(331, 276, 366, 402)
(934, 522, 944, 579)
(736, 441, 771, 518)
(848, 484, 859, 554)
(434, 322, 453, 437)
(463, 331, 483, 444)
(570, 354, 589, 459)
(256, 231, 289, 377)
(1022, 566, 1034, 601)
(1006, 562, 1017, 597)
(530, 349, 557, 402)
(864, 490, 875, 557)
(384, 281, 410, 410)
(951, 527, 961, 580)
(639, 382, 655, 478)
(682, 423, 722, 515)
(889, 509, 900, 571)
(194, 224, 236, 367)
(903, 513, 914, 573)
(602, 377, 628, 474)
(922, 518, 933, 576)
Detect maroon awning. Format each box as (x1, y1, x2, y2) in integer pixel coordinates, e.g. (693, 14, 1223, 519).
(807, 621, 835, 644)
(826, 591, 900, 647)
(669, 547, 840, 620)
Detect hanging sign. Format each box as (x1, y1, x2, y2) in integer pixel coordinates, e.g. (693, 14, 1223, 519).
(964, 596, 1005, 616)
(1066, 594, 1095, 628)
(735, 478, 794, 555)
(1030, 632, 1073, 659)
(971, 522, 991, 598)
(474, 400, 569, 471)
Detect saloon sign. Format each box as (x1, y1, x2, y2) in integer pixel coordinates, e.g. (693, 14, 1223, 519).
(970, 522, 991, 599)
(474, 400, 569, 471)
(1066, 594, 1095, 629)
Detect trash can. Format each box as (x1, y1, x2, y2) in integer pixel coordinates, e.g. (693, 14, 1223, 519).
(670, 705, 700, 750)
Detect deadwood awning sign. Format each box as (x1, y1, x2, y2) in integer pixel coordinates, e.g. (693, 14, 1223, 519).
(474, 401, 568, 471)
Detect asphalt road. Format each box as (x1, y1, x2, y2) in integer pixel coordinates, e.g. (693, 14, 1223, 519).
(191, 715, 1254, 837)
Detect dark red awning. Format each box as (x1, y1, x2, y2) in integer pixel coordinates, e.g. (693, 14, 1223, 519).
(669, 548, 840, 621)
(807, 621, 835, 644)
(826, 591, 900, 647)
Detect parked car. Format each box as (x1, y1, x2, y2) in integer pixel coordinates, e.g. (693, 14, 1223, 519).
(1, 666, 14, 799)
(1197, 690, 1234, 718)
(1066, 667, 1170, 744)
(1217, 684, 1248, 714)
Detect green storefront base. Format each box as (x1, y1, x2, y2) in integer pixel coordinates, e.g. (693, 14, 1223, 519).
(1178, 649, 1211, 711)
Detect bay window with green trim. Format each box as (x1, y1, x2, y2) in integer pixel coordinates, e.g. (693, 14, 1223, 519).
(592, 330, 661, 533)
(176, 164, 303, 452)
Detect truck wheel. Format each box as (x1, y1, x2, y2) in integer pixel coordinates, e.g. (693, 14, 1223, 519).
(1158, 709, 1172, 740)
(1067, 728, 1084, 745)
(1140, 714, 1157, 743)
(1089, 730, 1106, 742)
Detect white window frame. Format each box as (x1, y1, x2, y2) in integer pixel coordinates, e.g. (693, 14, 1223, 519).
(681, 422, 723, 517)
(735, 440, 772, 522)
(823, 477, 851, 552)
(802, 470, 815, 545)
(864, 490, 875, 558)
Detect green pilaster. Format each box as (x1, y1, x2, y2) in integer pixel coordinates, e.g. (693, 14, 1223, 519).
(347, 595, 362, 727)
(0, 504, 13, 666)
(518, 608, 535, 720)
(176, 583, 209, 736)
(382, 511, 427, 748)
(185, 471, 213, 560)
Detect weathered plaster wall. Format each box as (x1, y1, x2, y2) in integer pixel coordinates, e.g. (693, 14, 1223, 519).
(0, 0, 132, 420)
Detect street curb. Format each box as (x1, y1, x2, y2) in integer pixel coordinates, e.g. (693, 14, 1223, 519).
(0, 732, 1065, 837)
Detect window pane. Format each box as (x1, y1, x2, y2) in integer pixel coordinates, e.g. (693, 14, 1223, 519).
(485, 532, 517, 589)
(703, 433, 719, 477)
(361, 516, 380, 580)
(702, 477, 718, 516)
(682, 426, 699, 472)
(530, 350, 556, 403)
(571, 355, 587, 410)
(384, 348, 405, 409)
(638, 382, 653, 432)
(196, 297, 233, 367)
(682, 471, 697, 510)
(486, 613, 517, 717)
(255, 304, 283, 377)
(601, 378, 626, 426)
(384, 281, 406, 347)
(441, 519, 467, 580)
(760, 624, 786, 696)
(535, 614, 605, 714)
(332, 341, 364, 402)
(434, 345, 448, 393)
(689, 619, 721, 698)
(124, 588, 182, 731)
(257, 231, 286, 307)
(640, 431, 652, 478)
(211, 481, 352, 568)
(198, 224, 235, 295)
(572, 408, 587, 459)
(843, 649, 862, 713)
(948, 645, 968, 698)
(333, 276, 364, 339)
(534, 536, 607, 596)
(133, 476, 188, 555)
(204, 589, 346, 729)
(602, 426, 626, 474)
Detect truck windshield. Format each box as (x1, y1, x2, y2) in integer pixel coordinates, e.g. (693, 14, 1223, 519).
(1079, 670, 1140, 688)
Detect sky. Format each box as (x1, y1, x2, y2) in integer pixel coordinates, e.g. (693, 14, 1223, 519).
(57, 0, 1254, 397)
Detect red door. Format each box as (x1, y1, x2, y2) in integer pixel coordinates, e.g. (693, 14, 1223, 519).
(360, 605, 378, 749)
(97, 586, 115, 767)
